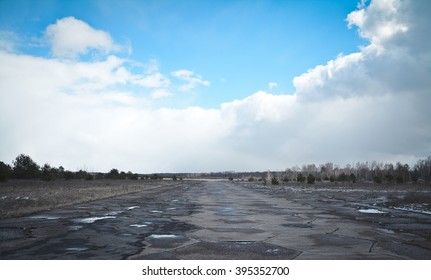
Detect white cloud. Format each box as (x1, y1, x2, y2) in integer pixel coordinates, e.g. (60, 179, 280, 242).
(0, 31, 17, 52)
(1, 1, 430, 172)
(133, 72, 171, 88)
(150, 89, 173, 99)
(268, 82, 278, 90)
(171, 69, 210, 92)
(45, 17, 120, 58)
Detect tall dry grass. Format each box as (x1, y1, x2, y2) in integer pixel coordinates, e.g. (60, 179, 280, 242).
(0, 179, 170, 219)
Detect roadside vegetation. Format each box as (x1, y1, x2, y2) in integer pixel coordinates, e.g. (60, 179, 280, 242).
(0, 154, 164, 182)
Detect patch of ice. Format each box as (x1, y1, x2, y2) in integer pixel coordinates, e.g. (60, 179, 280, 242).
(167, 207, 177, 210)
(1, 196, 7, 200)
(30, 215, 61, 220)
(393, 207, 431, 215)
(66, 247, 88, 252)
(129, 224, 148, 228)
(150, 210, 163, 213)
(106, 211, 123, 216)
(358, 209, 387, 214)
(127, 206, 140, 210)
(149, 234, 179, 239)
(68, 225, 83, 231)
(75, 216, 116, 224)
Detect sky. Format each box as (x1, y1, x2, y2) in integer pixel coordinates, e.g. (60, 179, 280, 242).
(0, 0, 430, 173)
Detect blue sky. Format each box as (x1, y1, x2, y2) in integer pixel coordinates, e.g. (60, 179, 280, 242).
(0, 0, 365, 108)
(1, 0, 430, 173)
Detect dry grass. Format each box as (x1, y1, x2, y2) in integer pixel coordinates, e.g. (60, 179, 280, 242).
(0, 179, 171, 219)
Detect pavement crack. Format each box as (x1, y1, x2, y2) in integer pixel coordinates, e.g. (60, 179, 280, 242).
(326, 227, 339, 234)
(369, 240, 376, 253)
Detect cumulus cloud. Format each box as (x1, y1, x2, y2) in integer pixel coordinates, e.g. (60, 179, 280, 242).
(45, 17, 120, 58)
(1, 0, 430, 172)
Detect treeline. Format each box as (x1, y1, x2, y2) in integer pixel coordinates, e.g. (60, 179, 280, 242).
(265, 156, 431, 185)
(193, 156, 431, 185)
(0, 154, 149, 182)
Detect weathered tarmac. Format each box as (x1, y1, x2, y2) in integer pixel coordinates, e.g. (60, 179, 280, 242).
(1, 181, 430, 259)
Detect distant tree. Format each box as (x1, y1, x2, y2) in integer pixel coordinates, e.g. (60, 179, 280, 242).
(307, 174, 315, 184)
(384, 173, 394, 182)
(41, 163, 55, 181)
(271, 177, 279, 185)
(64, 171, 75, 180)
(297, 173, 305, 183)
(119, 171, 127, 180)
(76, 169, 88, 180)
(373, 176, 382, 184)
(107, 168, 120, 179)
(0, 161, 12, 181)
(12, 154, 40, 179)
(337, 172, 348, 182)
(349, 173, 357, 183)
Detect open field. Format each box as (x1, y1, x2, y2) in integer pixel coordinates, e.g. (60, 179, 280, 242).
(0, 179, 176, 219)
(1, 180, 430, 259)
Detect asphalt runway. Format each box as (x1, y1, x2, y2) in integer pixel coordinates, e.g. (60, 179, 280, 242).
(1, 181, 430, 259)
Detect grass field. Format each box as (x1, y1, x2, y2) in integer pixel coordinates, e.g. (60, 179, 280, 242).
(0, 179, 172, 219)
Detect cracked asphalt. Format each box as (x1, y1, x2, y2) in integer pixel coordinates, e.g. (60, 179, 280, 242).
(1, 181, 430, 259)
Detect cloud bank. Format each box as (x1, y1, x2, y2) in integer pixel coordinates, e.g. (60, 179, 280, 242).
(0, 0, 430, 172)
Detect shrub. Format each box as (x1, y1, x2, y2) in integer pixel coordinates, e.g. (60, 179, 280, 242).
(41, 163, 55, 181)
(373, 176, 382, 184)
(0, 161, 12, 182)
(297, 173, 305, 183)
(64, 171, 75, 180)
(271, 177, 279, 185)
(307, 174, 315, 184)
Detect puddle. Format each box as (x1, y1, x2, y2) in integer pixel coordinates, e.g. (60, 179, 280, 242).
(66, 247, 88, 252)
(358, 209, 387, 214)
(74, 216, 116, 224)
(130, 224, 148, 228)
(375, 228, 395, 234)
(150, 210, 163, 213)
(127, 206, 140, 210)
(149, 234, 180, 239)
(30, 215, 61, 220)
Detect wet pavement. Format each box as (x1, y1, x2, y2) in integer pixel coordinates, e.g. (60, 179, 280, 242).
(1, 181, 430, 259)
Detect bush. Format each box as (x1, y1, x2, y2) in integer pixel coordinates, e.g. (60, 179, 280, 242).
(271, 177, 279, 185)
(349, 173, 357, 183)
(297, 173, 305, 183)
(0, 161, 12, 182)
(307, 174, 315, 184)
(41, 163, 55, 181)
(373, 176, 382, 184)
(64, 171, 75, 180)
